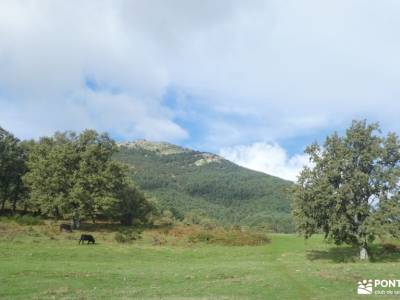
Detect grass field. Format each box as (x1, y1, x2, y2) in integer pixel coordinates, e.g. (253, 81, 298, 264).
(0, 220, 399, 299)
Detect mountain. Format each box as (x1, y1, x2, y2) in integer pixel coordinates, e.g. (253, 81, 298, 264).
(114, 140, 294, 232)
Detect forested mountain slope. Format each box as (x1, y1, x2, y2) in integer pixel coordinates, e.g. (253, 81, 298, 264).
(114, 140, 294, 232)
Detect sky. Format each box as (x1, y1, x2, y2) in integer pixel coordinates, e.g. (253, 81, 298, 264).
(1, 1, 400, 181)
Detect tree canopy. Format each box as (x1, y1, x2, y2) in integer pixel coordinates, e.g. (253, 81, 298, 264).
(293, 120, 400, 260)
(22, 130, 152, 227)
(0, 127, 26, 212)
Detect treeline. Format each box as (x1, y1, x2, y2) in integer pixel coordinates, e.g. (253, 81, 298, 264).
(0, 127, 153, 228)
(1, 127, 295, 232)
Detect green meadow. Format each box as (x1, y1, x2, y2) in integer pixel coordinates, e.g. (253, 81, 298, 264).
(1, 220, 399, 300)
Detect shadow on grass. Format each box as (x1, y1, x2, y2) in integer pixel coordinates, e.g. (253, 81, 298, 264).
(307, 244, 400, 263)
(307, 246, 359, 263)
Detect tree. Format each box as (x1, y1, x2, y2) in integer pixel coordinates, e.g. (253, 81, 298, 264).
(69, 130, 120, 227)
(293, 120, 400, 260)
(0, 127, 27, 212)
(24, 129, 152, 228)
(115, 182, 154, 226)
(23, 132, 79, 218)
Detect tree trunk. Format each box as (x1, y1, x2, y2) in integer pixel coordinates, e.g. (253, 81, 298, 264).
(72, 217, 80, 229)
(72, 211, 80, 229)
(54, 207, 60, 219)
(121, 214, 133, 226)
(1, 199, 5, 211)
(12, 198, 17, 213)
(360, 244, 369, 261)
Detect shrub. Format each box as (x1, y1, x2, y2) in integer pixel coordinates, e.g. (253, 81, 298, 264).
(14, 215, 44, 226)
(152, 235, 167, 246)
(0, 215, 44, 226)
(187, 226, 270, 246)
(218, 229, 270, 246)
(188, 231, 214, 243)
(382, 243, 400, 253)
(152, 210, 175, 228)
(115, 228, 142, 243)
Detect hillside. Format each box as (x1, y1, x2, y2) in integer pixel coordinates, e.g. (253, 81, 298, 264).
(114, 140, 294, 232)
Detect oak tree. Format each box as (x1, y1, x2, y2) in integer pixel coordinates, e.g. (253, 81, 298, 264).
(293, 120, 400, 260)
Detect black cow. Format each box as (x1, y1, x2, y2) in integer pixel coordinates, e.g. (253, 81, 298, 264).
(59, 223, 72, 232)
(79, 234, 95, 244)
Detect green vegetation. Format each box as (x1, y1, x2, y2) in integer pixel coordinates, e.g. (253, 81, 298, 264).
(0, 128, 153, 228)
(114, 228, 143, 243)
(1, 220, 399, 299)
(114, 141, 294, 232)
(186, 226, 270, 246)
(0, 126, 26, 212)
(1, 127, 293, 232)
(1, 121, 400, 299)
(293, 120, 400, 260)
(3, 214, 45, 226)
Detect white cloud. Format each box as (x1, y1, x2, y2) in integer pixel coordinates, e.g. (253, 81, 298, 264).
(220, 142, 311, 181)
(0, 89, 188, 141)
(0, 0, 178, 140)
(0, 1, 400, 146)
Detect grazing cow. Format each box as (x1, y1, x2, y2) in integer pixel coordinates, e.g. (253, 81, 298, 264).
(79, 234, 95, 244)
(59, 223, 72, 232)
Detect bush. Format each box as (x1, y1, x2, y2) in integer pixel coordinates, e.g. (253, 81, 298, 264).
(187, 226, 270, 246)
(152, 235, 167, 246)
(115, 228, 142, 243)
(0, 215, 44, 226)
(152, 210, 175, 228)
(14, 215, 44, 226)
(218, 229, 270, 246)
(382, 243, 400, 253)
(188, 231, 214, 243)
